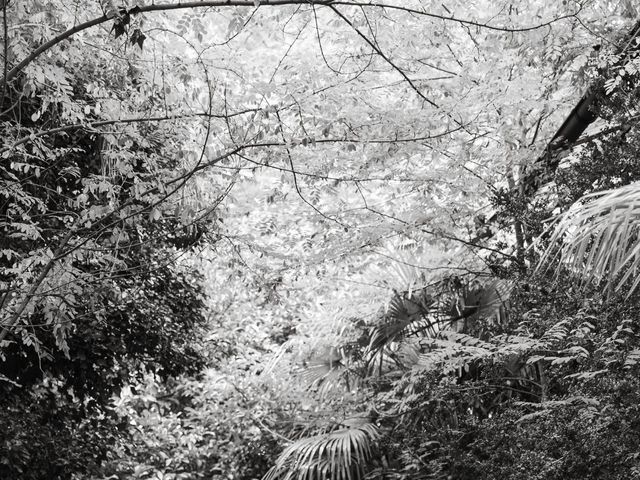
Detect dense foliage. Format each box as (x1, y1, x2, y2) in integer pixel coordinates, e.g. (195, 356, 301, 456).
(2, 1, 640, 479)
(0, 244, 209, 478)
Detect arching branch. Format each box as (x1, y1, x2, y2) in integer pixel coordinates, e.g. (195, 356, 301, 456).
(2, 0, 584, 87)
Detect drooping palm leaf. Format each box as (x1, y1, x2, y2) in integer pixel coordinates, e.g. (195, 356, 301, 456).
(538, 182, 640, 297)
(263, 423, 380, 480)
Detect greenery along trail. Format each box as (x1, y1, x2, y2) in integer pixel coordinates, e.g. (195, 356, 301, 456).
(2, 1, 640, 479)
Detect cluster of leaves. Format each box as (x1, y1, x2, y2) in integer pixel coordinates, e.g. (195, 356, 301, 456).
(262, 46, 640, 476)
(0, 382, 123, 478)
(0, 1, 215, 477)
(0, 243, 210, 479)
(263, 265, 640, 480)
(95, 364, 307, 480)
(4, 1, 640, 480)
(439, 279, 640, 480)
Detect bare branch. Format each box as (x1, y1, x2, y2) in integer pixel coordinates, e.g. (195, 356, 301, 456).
(330, 1, 582, 33)
(273, 109, 345, 226)
(327, 4, 469, 131)
(1, 0, 8, 103)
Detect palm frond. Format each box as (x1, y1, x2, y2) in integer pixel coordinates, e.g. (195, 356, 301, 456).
(538, 182, 640, 297)
(366, 280, 511, 370)
(301, 347, 349, 395)
(263, 423, 380, 480)
(367, 289, 437, 354)
(446, 280, 512, 326)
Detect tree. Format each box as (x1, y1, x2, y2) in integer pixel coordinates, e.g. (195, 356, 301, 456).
(539, 33, 640, 296)
(0, 2, 213, 475)
(2, 1, 640, 479)
(1, 0, 619, 355)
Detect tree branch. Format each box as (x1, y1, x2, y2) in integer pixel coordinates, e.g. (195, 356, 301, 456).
(328, 4, 470, 131)
(330, 2, 582, 33)
(0, 109, 259, 156)
(1, 0, 8, 103)
(0, 229, 74, 343)
(2, 1, 330, 86)
(0, 110, 459, 157)
(1, 0, 583, 87)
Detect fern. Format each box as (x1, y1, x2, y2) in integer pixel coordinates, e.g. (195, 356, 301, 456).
(436, 331, 495, 350)
(540, 319, 571, 344)
(624, 348, 640, 369)
(515, 396, 600, 424)
(413, 332, 494, 373)
(285, 277, 516, 479)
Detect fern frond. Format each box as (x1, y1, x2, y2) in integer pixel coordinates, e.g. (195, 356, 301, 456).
(415, 332, 493, 372)
(540, 319, 571, 344)
(436, 331, 495, 350)
(624, 348, 640, 369)
(515, 395, 600, 424)
(495, 334, 542, 354)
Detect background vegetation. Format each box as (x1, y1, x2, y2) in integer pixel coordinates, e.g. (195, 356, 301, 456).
(2, 1, 640, 479)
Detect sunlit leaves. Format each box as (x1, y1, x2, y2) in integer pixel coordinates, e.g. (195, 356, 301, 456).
(264, 423, 379, 480)
(538, 182, 640, 297)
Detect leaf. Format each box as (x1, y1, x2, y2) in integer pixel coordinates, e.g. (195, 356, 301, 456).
(624, 349, 640, 369)
(540, 319, 571, 344)
(564, 369, 608, 380)
(149, 208, 162, 221)
(130, 28, 146, 50)
(264, 424, 379, 480)
(301, 347, 346, 394)
(113, 22, 126, 39)
(538, 182, 640, 298)
(103, 0, 119, 18)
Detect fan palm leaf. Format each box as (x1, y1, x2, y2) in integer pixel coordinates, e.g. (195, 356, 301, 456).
(301, 346, 350, 396)
(538, 182, 640, 297)
(368, 280, 510, 357)
(367, 289, 438, 354)
(446, 280, 512, 327)
(263, 423, 380, 480)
